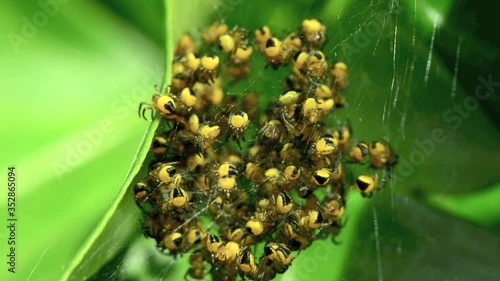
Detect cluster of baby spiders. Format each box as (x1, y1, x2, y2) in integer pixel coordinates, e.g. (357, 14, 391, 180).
(135, 18, 397, 281)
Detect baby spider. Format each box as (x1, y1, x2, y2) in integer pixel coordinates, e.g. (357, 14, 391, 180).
(139, 85, 177, 121)
(227, 111, 250, 148)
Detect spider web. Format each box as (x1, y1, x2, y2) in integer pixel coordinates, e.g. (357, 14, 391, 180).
(87, 0, 464, 280)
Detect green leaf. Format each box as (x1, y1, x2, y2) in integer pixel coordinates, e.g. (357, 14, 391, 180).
(426, 182, 500, 227)
(60, 117, 160, 281)
(342, 192, 500, 280)
(99, 0, 165, 45)
(0, 1, 163, 281)
(59, 4, 170, 281)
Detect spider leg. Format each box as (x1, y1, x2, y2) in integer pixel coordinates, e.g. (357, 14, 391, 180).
(138, 102, 145, 118)
(141, 107, 148, 121)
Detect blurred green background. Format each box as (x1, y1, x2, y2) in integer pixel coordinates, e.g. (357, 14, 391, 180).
(0, 0, 499, 280)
